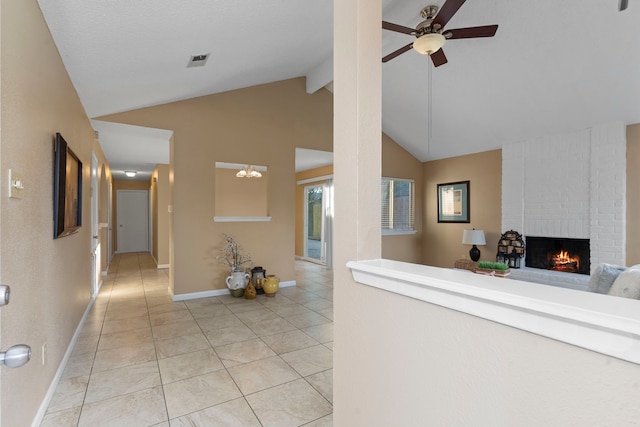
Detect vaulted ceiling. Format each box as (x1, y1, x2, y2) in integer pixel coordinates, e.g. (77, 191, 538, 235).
(38, 0, 640, 179)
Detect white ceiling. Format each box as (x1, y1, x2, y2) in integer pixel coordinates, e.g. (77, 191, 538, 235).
(38, 0, 640, 177)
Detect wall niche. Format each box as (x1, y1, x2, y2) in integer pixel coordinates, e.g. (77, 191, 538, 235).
(214, 162, 269, 221)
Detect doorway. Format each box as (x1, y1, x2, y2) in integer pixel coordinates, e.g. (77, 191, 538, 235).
(303, 182, 333, 266)
(116, 190, 149, 253)
(91, 152, 100, 296)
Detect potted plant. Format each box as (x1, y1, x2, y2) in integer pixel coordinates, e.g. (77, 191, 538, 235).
(475, 261, 511, 278)
(217, 234, 252, 296)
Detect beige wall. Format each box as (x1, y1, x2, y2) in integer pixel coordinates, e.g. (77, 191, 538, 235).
(151, 164, 170, 267)
(627, 124, 640, 265)
(381, 133, 423, 264)
(214, 167, 268, 217)
(0, 0, 111, 425)
(422, 150, 502, 267)
(99, 78, 333, 294)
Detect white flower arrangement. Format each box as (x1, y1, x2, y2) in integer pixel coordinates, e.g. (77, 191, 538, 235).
(216, 233, 252, 272)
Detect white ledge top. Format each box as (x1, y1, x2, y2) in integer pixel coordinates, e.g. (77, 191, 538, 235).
(347, 259, 640, 365)
(213, 216, 272, 222)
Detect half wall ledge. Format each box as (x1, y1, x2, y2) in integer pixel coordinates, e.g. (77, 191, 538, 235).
(347, 259, 640, 365)
(213, 216, 272, 222)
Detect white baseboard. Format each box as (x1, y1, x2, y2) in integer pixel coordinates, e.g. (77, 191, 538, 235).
(172, 288, 229, 301)
(32, 295, 97, 427)
(280, 280, 296, 288)
(172, 280, 296, 301)
(157, 264, 170, 270)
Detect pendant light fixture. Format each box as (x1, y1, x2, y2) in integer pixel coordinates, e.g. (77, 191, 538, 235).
(236, 165, 262, 178)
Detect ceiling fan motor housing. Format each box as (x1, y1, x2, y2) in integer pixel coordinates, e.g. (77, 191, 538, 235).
(416, 5, 441, 36)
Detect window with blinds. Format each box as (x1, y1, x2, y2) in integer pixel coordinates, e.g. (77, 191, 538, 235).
(381, 178, 415, 234)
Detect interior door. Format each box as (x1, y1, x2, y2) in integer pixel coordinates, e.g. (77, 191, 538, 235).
(117, 190, 149, 253)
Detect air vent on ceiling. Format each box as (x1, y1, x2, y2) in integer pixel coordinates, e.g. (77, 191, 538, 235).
(187, 53, 210, 67)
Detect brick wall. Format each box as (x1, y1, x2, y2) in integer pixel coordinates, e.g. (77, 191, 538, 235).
(502, 122, 626, 271)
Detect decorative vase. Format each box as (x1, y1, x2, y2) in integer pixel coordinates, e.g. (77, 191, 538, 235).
(226, 270, 249, 297)
(263, 275, 280, 297)
(251, 266, 266, 295)
(244, 279, 257, 299)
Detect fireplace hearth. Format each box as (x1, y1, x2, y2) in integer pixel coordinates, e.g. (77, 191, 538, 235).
(525, 237, 590, 275)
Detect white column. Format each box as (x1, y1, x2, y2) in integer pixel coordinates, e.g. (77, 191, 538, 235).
(333, 0, 381, 424)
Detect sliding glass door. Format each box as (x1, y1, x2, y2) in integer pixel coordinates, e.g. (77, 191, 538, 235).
(304, 184, 327, 264)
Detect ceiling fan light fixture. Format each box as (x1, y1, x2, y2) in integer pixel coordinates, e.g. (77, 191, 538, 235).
(413, 33, 445, 55)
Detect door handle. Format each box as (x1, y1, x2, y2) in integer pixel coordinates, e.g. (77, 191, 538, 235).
(0, 344, 31, 368)
(0, 285, 9, 306)
(93, 235, 99, 239)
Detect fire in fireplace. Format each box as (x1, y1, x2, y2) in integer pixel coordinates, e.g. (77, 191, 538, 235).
(525, 236, 590, 275)
(550, 250, 580, 272)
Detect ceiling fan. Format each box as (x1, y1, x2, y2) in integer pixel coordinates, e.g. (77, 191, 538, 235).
(382, 0, 498, 67)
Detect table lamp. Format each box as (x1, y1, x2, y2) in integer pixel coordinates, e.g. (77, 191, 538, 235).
(462, 229, 486, 262)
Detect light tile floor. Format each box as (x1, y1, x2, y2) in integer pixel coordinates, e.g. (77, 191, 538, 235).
(41, 253, 333, 427)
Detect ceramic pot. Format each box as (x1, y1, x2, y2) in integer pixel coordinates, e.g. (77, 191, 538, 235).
(244, 280, 257, 299)
(263, 275, 280, 297)
(226, 270, 249, 292)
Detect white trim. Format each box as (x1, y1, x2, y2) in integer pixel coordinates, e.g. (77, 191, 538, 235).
(157, 264, 170, 269)
(382, 229, 417, 236)
(297, 174, 333, 185)
(279, 280, 296, 289)
(347, 259, 640, 365)
(173, 288, 230, 301)
(172, 280, 296, 301)
(32, 290, 100, 427)
(213, 216, 272, 222)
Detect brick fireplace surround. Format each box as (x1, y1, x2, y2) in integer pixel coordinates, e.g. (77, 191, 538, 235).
(501, 122, 626, 289)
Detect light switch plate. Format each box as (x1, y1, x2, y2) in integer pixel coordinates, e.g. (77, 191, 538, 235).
(8, 169, 24, 199)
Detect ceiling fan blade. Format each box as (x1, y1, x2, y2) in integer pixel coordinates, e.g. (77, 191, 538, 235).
(619, 0, 628, 10)
(382, 21, 415, 35)
(431, 49, 448, 67)
(444, 25, 498, 39)
(382, 43, 413, 63)
(432, 0, 467, 30)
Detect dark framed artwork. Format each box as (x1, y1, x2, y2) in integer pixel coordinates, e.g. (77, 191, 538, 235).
(53, 132, 83, 238)
(437, 180, 470, 223)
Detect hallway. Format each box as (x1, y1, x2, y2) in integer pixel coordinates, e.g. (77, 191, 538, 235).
(40, 253, 333, 426)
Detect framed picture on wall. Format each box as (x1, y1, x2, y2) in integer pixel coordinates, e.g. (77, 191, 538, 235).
(437, 181, 470, 223)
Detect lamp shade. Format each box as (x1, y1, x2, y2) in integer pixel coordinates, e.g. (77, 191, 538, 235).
(413, 33, 445, 55)
(462, 229, 486, 246)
